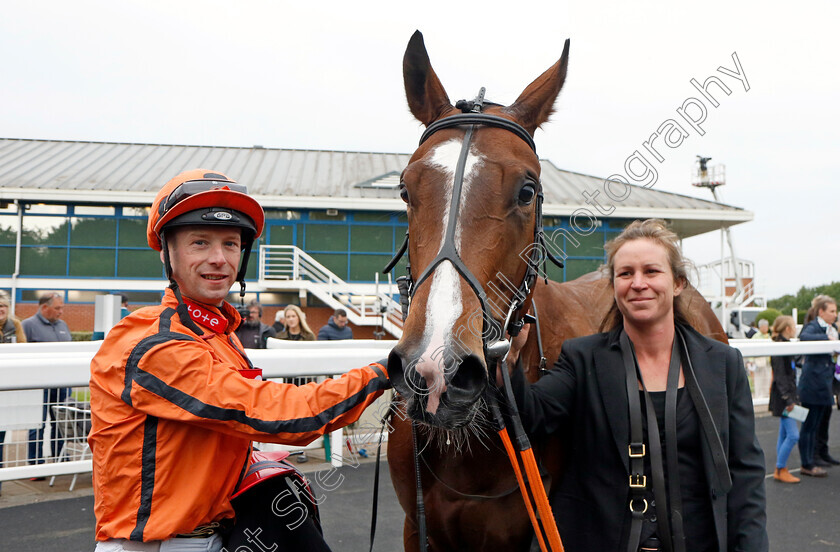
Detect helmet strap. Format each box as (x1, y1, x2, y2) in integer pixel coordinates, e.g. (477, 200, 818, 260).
(161, 232, 177, 287)
(237, 237, 255, 303)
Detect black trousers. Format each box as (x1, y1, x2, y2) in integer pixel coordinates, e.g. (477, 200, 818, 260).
(816, 405, 833, 460)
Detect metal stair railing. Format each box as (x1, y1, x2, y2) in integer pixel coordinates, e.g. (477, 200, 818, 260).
(259, 245, 403, 337)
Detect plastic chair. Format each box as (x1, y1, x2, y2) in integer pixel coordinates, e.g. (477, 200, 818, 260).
(48, 401, 92, 491)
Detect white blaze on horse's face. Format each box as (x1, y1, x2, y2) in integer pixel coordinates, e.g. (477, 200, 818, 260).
(412, 138, 484, 415)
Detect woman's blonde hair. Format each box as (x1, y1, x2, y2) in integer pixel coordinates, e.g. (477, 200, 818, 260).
(600, 219, 694, 332)
(284, 304, 315, 338)
(771, 315, 795, 339)
(0, 290, 10, 308)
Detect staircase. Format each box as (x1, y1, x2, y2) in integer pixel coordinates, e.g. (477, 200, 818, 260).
(258, 245, 404, 338)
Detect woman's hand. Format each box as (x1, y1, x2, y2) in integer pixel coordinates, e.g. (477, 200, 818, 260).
(506, 323, 530, 367)
(786, 403, 795, 413)
(496, 324, 530, 387)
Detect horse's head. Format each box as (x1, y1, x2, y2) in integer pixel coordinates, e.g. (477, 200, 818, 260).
(388, 31, 569, 430)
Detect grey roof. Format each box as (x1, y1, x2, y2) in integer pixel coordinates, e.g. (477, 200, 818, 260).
(0, 138, 750, 237)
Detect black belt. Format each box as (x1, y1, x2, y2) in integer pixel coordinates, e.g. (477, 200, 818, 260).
(620, 330, 684, 552)
(621, 327, 732, 552)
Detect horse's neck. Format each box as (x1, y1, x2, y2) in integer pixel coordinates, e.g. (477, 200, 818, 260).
(528, 277, 609, 370)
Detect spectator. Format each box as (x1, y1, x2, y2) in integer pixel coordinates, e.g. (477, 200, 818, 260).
(234, 300, 277, 349)
(769, 315, 801, 483)
(317, 308, 353, 341)
(798, 295, 838, 476)
(0, 290, 25, 344)
(753, 319, 770, 340)
(277, 305, 315, 341)
(22, 292, 72, 467)
(88, 169, 389, 549)
(728, 310, 746, 339)
(272, 308, 286, 334)
(0, 290, 27, 494)
(119, 295, 131, 319)
(805, 295, 840, 469)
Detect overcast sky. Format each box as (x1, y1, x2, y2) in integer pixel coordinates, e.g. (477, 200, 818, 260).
(3, 1, 838, 299)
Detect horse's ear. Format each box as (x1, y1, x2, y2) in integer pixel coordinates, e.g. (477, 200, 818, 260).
(403, 30, 453, 126)
(507, 39, 570, 135)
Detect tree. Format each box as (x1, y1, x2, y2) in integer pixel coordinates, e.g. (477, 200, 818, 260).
(769, 282, 840, 323)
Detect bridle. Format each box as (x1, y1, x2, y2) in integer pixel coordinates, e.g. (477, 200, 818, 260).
(382, 88, 566, 552)
(384, 87, 564, 361)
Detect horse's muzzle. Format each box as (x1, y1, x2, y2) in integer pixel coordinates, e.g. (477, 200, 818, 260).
(388, 348, 487, 429)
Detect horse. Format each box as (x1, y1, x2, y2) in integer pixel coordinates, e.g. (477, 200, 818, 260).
(386, 31, 726, 552)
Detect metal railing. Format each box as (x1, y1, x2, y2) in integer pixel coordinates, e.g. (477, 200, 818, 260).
(258, 245, 404, 337)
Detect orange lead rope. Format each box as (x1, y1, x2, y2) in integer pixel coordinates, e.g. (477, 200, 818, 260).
(497, 427, 564, 552)
(490, 353, 565, 552)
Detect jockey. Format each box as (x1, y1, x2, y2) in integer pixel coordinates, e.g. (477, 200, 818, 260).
(89, 169, 390, 551)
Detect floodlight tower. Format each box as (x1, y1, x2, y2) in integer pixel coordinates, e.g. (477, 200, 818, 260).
(692, 156, 744, 304)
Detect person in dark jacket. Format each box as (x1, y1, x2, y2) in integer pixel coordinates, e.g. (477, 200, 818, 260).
(317, 308, 353, 341)
(234, 301, 277, 349)
(798, 296, 838, 476)
(769, 315, 801, 483)
(507, 220, 767, 552)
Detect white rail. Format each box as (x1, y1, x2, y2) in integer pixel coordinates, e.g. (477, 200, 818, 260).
(1, 339, 838, 484)
(0, 340, 393, 483)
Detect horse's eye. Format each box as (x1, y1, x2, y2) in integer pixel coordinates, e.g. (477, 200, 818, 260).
(399, 184, 409, 203)
(518, 183, 536, 205)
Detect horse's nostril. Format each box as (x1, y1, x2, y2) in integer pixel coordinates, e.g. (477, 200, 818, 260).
(447, 354, 487, 403)
(388, 350, 405, 389)
(389, 349, 426, 396)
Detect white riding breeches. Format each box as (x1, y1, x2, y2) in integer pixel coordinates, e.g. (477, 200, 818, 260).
(94, 534, 223, 552)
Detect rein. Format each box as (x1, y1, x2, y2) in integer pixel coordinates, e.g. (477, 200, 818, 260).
(383, 89, 565, 552)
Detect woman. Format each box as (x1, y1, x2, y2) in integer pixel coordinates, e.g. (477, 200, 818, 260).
(797, 295, 838, 477)
(276, 305, 315, 341)
(768, 315, 800, 483)
(0, 290, 26, 344)
(508, 219, 767, 552)
(0, 289, 26, 495)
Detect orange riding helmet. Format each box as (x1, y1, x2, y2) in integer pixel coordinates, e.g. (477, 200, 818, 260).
(147, 169, 265, 287)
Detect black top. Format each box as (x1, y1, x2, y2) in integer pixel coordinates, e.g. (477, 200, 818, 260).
(769, 336, 799, 417)
(642, 388, 717, 551)
(509, 325, 768, 552)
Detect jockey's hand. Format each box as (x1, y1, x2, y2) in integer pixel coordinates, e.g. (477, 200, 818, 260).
(496, 324, 530, 386)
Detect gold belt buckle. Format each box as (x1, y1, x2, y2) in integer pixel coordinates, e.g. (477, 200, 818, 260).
(628, 443, 646, 458)
(629, 474, 647, 489)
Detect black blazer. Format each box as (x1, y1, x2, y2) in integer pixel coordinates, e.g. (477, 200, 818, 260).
(769, 336, 799, 417)
(511, 324, 768, 552)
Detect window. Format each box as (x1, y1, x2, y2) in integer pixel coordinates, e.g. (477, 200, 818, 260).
(305, 224, 348, 252)
(118, 249, 164, 278)
(349, 254, 394, 281)
(70, 218, 117, 247)
(351, 225, 393, 253)
(70, 249, 115, 277)
(118, 219, 149, 247)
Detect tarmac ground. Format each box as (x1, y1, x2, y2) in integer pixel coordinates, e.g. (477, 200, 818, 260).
(3, 411, 840, 551)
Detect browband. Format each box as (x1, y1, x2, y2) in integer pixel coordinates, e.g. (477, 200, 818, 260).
(419, 113, 537, 154)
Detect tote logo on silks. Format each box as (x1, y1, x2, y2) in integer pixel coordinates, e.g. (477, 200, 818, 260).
(183, 299, 228, 333)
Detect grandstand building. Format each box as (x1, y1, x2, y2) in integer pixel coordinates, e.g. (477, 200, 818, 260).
(0, 138, 752, 336)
